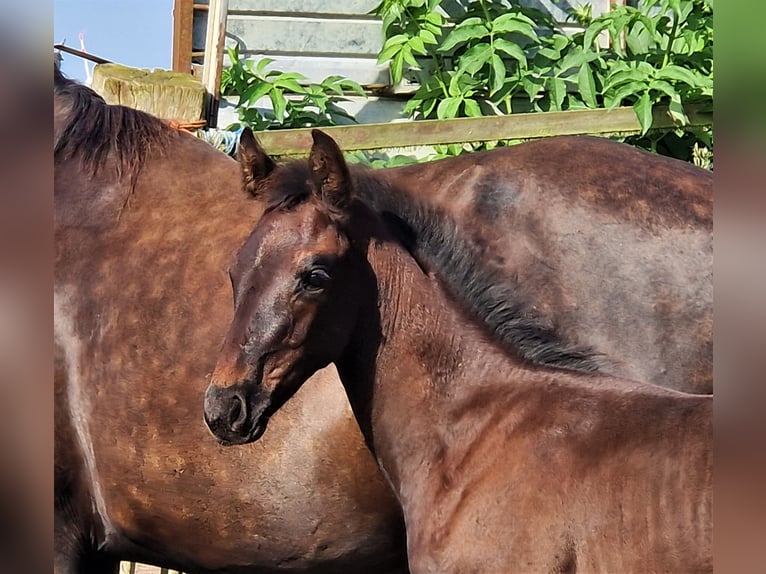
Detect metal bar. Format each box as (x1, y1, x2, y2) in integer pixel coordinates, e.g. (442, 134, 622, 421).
(53, 44, 111, 65)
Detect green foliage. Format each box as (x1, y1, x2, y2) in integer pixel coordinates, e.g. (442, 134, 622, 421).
(372, 0, 713, 160)
(221, 45, 366, 130)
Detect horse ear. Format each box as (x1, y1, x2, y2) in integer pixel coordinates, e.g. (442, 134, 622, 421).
(309, 130, 352, 215)
(238, 127, 276, 197)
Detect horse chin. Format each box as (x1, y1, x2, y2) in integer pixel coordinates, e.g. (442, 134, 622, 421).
(211, 417, 267, 446)
(247, 415, 270, 443)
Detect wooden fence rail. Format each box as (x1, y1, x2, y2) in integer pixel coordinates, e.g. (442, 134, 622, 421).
(252, 104, 712, 156)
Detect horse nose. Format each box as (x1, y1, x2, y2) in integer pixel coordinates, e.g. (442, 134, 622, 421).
(203, 384, 249, 440)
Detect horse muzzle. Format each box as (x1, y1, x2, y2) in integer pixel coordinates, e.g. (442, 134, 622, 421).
(203, 383, 271, 445)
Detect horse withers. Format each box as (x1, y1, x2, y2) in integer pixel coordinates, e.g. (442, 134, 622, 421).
(205, 130, 712, 573)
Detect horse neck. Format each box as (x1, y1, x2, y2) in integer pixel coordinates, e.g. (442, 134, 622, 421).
(335, 232, 525, 494)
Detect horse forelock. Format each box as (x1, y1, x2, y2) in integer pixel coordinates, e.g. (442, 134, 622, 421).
(53, 69, 176, 187)
(352, 170, 602, 374)
(261, 161, 315, 212)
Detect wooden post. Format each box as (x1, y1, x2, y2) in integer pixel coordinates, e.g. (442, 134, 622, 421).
(202, 0, 229, 128)
(172, 0, 194, 74)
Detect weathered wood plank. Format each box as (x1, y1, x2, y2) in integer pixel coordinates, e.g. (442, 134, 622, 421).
(91, 64, 205, 122)
(228, 0, 380, 14)
(225, 15, 383, 57)
(252, 105, 713, 155)
(202, 0, 229, 126)
(172, 0, 194, 73)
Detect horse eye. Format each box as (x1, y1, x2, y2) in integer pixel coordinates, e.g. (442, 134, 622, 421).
(302, 268, 330, 291)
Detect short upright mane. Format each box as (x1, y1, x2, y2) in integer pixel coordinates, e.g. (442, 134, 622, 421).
(264, 160, 601, 373)
(54, 66, 176, 185)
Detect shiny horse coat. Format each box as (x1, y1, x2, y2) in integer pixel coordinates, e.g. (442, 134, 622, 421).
(205, 130, 712, 573)
(56, 62, 710, 572)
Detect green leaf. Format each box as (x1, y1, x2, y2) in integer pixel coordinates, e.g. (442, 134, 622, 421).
(578, 64, 598, 107)
(390, 54, 404, 84)
(491, 14, 537, 40)
(605, 81, 648, 108)
(269, 90, 288, 123)
(537, 47, 562, 60)
(463, 98, 482, 117)
(490, 53, 506, 95)
(385, 33, 410, 46)
(437, 96, 462, 119)
(647, 79, 679, 100)
(439, 24, 489, 53)
(557, 49, 597, 74)
(419, 29, 438, 45)
(422, 96, 439, 118)
(273, 77, 305, 93)
(633, 91, 653, 135)
(447, 72, 464, 98)
(521, 75, 543, 101)
(548, 77, 566, 111)
(425, 11, 444, 27)
(655, 64, 706, 88)
(409, 36, 427, 55)
(254, 57, 275, 74)
(584, 21, 610, 50)
(400, 44, 421, 68)
(668, 92, 688, 125)
(240, 81, 273, 107)
(457, 44, 492, 75)
(378, 41, 405, 64)
(603, 67, 651, 92)
(494, 38, 527, 65)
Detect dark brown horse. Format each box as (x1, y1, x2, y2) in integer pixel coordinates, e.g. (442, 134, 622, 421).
(240, 130, 713, 394)
(55, 69, 406, 573)
(204, 130, 713, 573)
(55, 64, 711, 572)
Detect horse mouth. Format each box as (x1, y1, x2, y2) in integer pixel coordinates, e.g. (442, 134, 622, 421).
(207, 410, 270, 446)
(246, 414, 270, 442)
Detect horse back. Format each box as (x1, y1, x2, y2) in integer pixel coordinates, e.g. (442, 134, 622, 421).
(380, 137, 713, 393)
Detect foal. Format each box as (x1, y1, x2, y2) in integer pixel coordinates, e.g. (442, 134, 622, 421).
(205, 130, 712, 573)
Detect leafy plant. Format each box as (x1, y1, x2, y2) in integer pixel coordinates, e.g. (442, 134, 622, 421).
(221, 45, 366, 130)
(372, 0, 713, 160)
(582, 0, 713, 134)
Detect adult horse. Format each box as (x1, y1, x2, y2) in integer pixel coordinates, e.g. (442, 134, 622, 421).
(204, 130, 713, 573)
(55, 68, 406, 573)
(55, 65, 710, 571)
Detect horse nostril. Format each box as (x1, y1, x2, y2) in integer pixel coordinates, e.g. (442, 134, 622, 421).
(204, 385, 250, 438)
(228, 391, 249, 432)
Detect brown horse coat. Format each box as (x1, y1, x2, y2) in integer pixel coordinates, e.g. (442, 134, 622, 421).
(206, 130, 713, 573)
(55, 70, 405, 573)
(378, 139, 713, 393)
(56, 63, 710, 572)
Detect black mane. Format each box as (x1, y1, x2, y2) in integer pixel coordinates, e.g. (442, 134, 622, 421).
(54, 66, 176, 186)
(263, 159, 601, 374)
